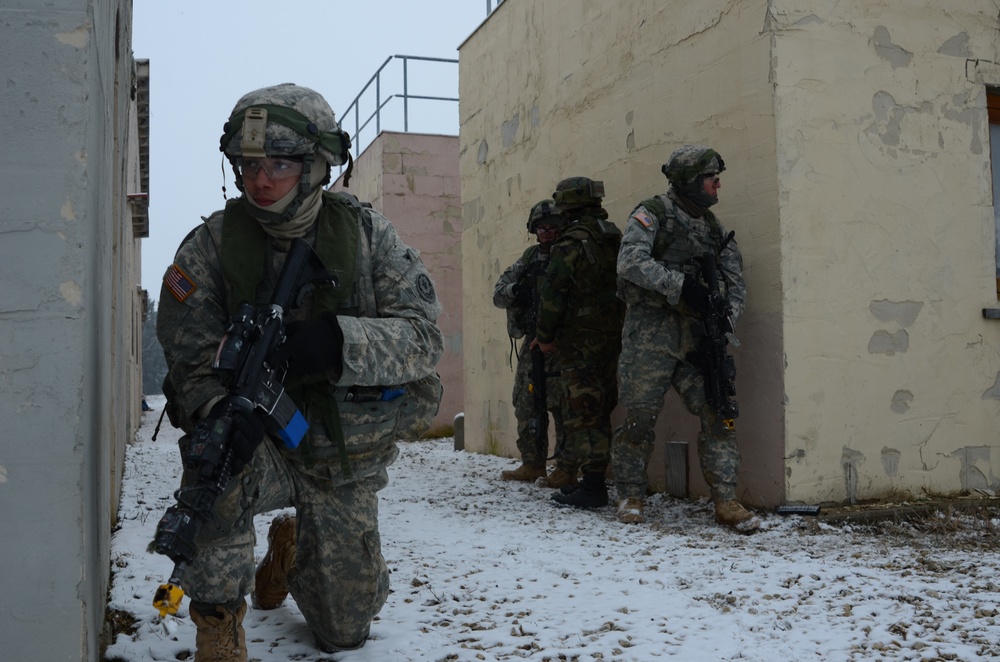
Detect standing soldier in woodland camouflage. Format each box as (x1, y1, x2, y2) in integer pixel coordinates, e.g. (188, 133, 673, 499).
(532, 177, 625, 509)
(613, 144, 759, 532)
(156, 83, 443, 661)
(494, 200, 572, 486)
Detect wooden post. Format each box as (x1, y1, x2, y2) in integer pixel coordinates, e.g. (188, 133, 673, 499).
(664, 441, 688, 498)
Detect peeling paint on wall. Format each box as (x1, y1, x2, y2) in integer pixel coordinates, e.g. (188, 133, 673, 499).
(841, 447, 865, 504)
(951, 446, 996, 492)
(477, 140, 489, 165)
(938, 32, 971, 58)
(0, 465, 6, 484)
(890, 389, 913, 413)
(982, 372, 1000, 400)
(501, 113, 520, 149)
(61, 200, 76, 221)
(870, 300, 923, 327)
(868, 329, 908, 355)
(60, 281, 82, 306)
(55, 23, 91, 48)
(868, 300, 921, 356)
(871, 26, 912, 69)
(880, 447, 900, 476)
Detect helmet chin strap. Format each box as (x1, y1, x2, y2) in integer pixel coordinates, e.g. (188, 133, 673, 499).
(244, 154, 329, 233)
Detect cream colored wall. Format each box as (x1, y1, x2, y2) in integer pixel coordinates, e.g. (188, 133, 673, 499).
(772, 2, 1000, 503)
(459, 0, 784, 502)
(462, 0, 1000, 506)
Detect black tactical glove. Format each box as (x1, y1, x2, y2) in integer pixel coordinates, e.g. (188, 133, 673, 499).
(185, 401, 266, 476)
(269, 313, 344, 378)
(511, 282, 533, 307)
(681, 275, 712, 314)
(228, 407, 266, 474)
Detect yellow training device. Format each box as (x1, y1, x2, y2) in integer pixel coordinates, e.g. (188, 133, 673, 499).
(153, 582, 185, 618)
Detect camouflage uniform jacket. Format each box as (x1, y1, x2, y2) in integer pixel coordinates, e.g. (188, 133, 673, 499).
(618, 187, 745, 327)
(535, 214, 624, 365)
(157, 196, 444, 477)
(493, 243, 547, 340)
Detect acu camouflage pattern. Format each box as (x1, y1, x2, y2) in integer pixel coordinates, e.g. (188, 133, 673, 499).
(177, 441, 389, 647)
(221, 83, 350, 166)
(613, 188, 745, 501)
(494, 243, 545, 339)
(534, 210, 624, 474)
(494, 243, 564, 467)
(660, 144, 725, 186)
(156, 198, 443, 644)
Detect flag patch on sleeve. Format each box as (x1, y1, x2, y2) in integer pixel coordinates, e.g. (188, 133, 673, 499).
(164, 264, 196, 302)
(630, 210, 654, 229)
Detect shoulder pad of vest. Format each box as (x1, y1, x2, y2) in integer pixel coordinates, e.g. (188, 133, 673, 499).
(325, 190, 374, 211)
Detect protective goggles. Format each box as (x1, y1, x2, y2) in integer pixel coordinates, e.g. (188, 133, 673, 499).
(236, 157, 303, 181)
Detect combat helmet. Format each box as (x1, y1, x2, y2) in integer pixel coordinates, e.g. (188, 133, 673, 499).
(526, 199, 563, 232)
(219, 83, 354, 222)
(661, 144, 726, 208)
(661, 144, 725, 187)
(552, 177, 605, 215)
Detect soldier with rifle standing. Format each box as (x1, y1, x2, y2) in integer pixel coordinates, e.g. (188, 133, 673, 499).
(612, 145, 759, 532)
(493, 200, 572, 487)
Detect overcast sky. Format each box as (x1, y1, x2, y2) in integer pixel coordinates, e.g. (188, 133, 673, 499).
(133, 1, 492, 302)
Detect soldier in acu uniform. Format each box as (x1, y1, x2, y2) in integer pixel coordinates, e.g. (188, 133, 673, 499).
(612, 144, 759, 532)
(156, 83, 444, 661)
(532, 177, 625, 509)
(493, 200, 571, 486)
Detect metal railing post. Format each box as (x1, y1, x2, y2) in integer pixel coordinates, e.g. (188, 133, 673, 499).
(403, 56, 409, 132)
(335, 54, 459, 175)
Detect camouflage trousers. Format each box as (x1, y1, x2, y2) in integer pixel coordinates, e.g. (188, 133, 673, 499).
(512, 340, 565, 468)
(176, 434, 391, 648)
(548, 356, 618, 475)
(612, 303, 740, 501)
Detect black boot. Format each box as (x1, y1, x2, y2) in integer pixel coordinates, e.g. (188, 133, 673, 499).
(552, 472, 608, 509)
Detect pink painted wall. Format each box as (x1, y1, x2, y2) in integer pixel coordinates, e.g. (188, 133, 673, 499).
(333, 132, 463, 432)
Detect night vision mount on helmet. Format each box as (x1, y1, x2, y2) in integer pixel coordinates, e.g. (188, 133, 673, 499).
(220, 83, 355, 191)
(552, 177, 605, 212)
(527, 198, 563, 232)
(661, 145, 726, 186)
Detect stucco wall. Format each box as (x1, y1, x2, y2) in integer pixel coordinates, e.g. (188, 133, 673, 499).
(460, 0, 1000, 507)
(334, 132, 464, 431)
(0, 1, 140, 658)
(771, 2, 1000, 503)
(459, 0, 783, 502)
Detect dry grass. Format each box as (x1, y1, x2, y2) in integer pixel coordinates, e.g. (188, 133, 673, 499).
(418, 423, 455, 440)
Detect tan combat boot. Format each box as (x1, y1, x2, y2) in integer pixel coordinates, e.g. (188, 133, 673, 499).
(500, 463, 547, 482)
(536, 467, 577, 489)
(714, 499, 761, 533)
(252, 514, 297, 610)
(190, 598, 247, 662)
(617, 497, 645, 524)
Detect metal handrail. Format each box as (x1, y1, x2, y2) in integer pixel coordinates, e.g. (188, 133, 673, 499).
(338, 54, 459, 165)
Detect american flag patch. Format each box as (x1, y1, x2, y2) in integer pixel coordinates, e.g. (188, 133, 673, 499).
(631, 210, 654, 229)
(164, 264, 196, 302)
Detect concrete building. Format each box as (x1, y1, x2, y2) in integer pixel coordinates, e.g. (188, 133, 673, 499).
(459, 0, 1000, 507)
(0, 1, 147, 658)
(334, 131, 464, 432)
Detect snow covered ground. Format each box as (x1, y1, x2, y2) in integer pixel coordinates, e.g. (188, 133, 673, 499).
(104, 395, 1000, 661)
